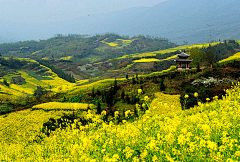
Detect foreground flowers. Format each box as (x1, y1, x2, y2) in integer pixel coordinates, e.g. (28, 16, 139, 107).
(1, 83, 240, 161)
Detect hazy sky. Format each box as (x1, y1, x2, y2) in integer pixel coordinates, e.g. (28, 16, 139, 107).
(0, 0, 168, 24)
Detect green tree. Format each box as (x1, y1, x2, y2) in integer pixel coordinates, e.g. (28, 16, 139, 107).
(126, 94, 130, 104)
(96, 101, 101, 114)
(121, 89, 125, 100)
(96, 89, 101, 96)
(132, 78, 136, 84)
(111, 58, 118, 70)
(188, 47, 207, 67)
(205, 45, 216, 67)
(3, 79, 9, 87)
(159, 78, 165, 91)
(113, 77, 118, 93)
(34, 86, 46, 99)
(197, 62, 201, 72)
(92, 87, 95, 98)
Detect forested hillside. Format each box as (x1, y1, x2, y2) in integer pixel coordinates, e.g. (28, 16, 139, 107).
(0, 34, 176, 63)
(1, 36, 239, 81)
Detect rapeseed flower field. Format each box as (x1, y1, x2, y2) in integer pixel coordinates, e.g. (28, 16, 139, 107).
(218, 52, 240, 64)
(1, 41, 240, 161)
(133, 55, 177, 63)
(32, 102, 94, 111)
(1, 82, 240, 161)
(115, 42, 221, 60)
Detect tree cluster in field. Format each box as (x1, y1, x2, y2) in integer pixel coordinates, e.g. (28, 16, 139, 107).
(39, 112, 93, 138)
(58, 94, 95, 104)
(101, 78, 120, 107)
(0, 33, 177, 63)
(38, 60, 75, 83)
(34, 86, 48, 100)
(0, 104, 12, 115)
(0, 56, 32, 69)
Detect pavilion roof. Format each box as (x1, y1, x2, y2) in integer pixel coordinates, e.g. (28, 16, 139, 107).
(174, 59, 193, 62)
(177, 52, 191, 57)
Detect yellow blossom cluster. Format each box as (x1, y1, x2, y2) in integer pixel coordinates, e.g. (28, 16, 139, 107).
(32, 102, 94, 111)
(75, 79, 89, 85)
(32, 50, 42, 55)
(116, 39, 134, 47)
(100, 38, 118, 47)
(133, 55, 177, 63)
(140, 65, 177, 77)
(15, 57, 38, 63)
(60, 56, 72, 60)
(107, 42, 118, 47)
(150, 92, 182, 114)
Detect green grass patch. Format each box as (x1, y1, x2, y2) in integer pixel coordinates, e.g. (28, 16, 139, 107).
(26, 71, 53, 80)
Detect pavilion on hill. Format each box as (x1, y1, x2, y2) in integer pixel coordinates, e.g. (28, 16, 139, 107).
(174, 52, 193, 70)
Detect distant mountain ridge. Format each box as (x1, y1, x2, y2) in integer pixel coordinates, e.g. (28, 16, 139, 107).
(1, 0, 240, 44)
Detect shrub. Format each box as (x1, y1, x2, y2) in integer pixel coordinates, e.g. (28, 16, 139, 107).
(34, 86, 47, 99)
(159, 78, 165, 91)
(121, 90, 125, 100)
(41, 113, 92, 137)
(96, 101, 101, 114)
(126, 94, 130, 104)
(3, 79, 9, 87)
(180, 93, 198, 110)
(0, 105, 12, 115)
(132, 78, 136, 84)
(191, 77, 236, 88)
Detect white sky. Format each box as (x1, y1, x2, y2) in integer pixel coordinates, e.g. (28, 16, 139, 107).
(0, 0, 168, 24)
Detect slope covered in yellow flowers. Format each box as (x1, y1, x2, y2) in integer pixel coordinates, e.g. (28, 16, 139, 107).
(1, 82, 240, 161)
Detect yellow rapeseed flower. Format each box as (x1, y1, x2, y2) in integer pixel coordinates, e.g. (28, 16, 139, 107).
(152, 155, 158, 162)
(101, 111, 106, 116)
(194, 92, 198, 97)
(138, 89, 143, 94)
(144, 96, 149, 101)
